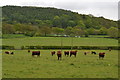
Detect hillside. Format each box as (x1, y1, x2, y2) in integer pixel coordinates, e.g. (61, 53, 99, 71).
(2, 5, 118, 37)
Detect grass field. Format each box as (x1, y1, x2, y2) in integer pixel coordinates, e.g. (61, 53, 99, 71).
(2, 50, 118, 78)
(2, 37, 118, 48)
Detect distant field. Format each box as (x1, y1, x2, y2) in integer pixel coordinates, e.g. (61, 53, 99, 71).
(2, 37, 118, 48)
(2, 50, 118, 78)
(2, 34, 27, 38)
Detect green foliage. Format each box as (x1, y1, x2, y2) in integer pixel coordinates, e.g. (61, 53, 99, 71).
(2, 6, 118, 37)
(40, 26, 51, 36)
(52, 27, 64, 36)
(99, 27, 107, 35)
(107, 27, 118, 38)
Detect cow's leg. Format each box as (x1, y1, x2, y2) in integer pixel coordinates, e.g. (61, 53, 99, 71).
(65, 53, 66, 56)
(58, 56, 59, 60)
(75, 54, 76, 57)
(102, 57, 104, 59)
(99, 56, 101, 59)
(60, 57, 61, 60)
(67, 54, 69, 57)
(70, 54, 72, 57)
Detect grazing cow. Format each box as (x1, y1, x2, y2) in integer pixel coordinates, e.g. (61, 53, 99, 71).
(11, 52, 14, 55)
(5, 51, 10, 54)
(28, 50, 30, 53)
(57, 51, 62, 60)
(64, 51, 69, 56)
(109, 48, 111, 51)
(70, 50, 77, 57)
(32, 51, 40, 57)
(99, 52, 105, 59)
(51, 51, 55, 56)
(91, 51, 97, 55)
(5, 51, 14, 55)
(84, 52, 87, 55)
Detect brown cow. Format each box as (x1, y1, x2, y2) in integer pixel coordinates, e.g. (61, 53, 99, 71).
(99, 52, 105, 59)
(32, 51, 40, 57)
(51, 51, 55, 56)
(5, 51, 10, 54)
(57, 51, 62, 60)
(70, 50, 77, 57)
(64, 51, 69, 56)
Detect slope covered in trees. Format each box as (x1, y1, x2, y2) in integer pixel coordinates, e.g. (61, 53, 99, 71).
(2, 5, 118, 38)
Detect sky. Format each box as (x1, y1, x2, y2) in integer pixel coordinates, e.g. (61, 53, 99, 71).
(0, 0, 119, 21)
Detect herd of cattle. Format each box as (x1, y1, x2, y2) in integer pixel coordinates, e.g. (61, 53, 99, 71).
(4, 50, 109, 60)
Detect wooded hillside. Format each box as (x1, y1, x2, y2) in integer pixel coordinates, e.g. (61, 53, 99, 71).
(2, 6, 118, 38)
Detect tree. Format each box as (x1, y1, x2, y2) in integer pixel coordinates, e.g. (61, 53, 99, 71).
(40, 26, 51, 36)
(86, 28, 95, 35)
(67, 20, 76, 27)
(52, 27, 64, 36)
(64, 27, 73, 35)
(107, 27, 118, 38)
(2, 23, 15, 34)
(99, 27, 107, 35)
(53, 16, 61, 27)
(76, 20, 86, 29)
(72, 26, 84, 36)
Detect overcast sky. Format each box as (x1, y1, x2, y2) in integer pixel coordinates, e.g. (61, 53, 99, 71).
(0, 0, 119, 21)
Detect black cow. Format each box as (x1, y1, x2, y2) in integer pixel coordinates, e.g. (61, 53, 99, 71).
(32, 51, 40, 57)
(28, 50, 30, 53)
(64, 51, 69, 56)
(51, 51, 55, 56)
(84, 52, 87, 55)
(11, 52, 14, 55)
(99, 52, 105, 59)
(70, 51, 77, 57)
(91, 51, 97, 55)
(109, 48, 112, 51)
(57, 51, 62, 60)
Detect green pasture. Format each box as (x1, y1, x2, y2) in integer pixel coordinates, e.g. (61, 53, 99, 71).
(2, 37, 118, 48)
(2, 50, 118, 78)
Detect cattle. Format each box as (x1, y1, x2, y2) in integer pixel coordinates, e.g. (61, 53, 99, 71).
(99, 52, 105, 59)
(84, 52, 87, 55)
(109, 48, 111, 51)
(64, 51, 69, 56)
(11, 52, 14, 55)
(57, 51, 62, 60)
(51, 51, 55, 56)
(5, 51, 14, 55)
(91, 51, 97, 55)
(70, 50, 77, 57)
(5, 51, 10, 54)
(28, 50, 30, 53)
(32, 51, 40, 57)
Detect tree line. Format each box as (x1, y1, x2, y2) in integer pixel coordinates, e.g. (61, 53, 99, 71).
(2, 6, 118, 38)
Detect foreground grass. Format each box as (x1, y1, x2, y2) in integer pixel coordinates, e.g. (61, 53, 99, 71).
(2, 37, 118, 48)
(2, 50, 118, 78)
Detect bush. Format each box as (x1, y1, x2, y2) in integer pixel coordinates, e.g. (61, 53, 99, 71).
(2, 45, 15, 50)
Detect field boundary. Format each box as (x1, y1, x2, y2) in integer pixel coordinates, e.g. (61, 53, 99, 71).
(1, 45, 120, 50)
